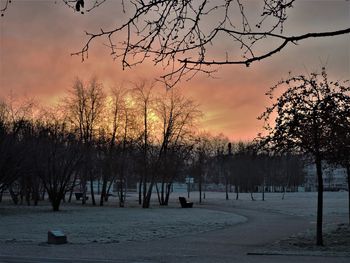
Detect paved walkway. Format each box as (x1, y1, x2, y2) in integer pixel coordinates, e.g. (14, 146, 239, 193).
(0, 205, 348, 263)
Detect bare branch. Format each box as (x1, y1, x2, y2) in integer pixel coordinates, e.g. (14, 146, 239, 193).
(70, 0, 349, 87)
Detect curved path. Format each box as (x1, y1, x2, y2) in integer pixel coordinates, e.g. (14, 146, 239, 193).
(0, 204, 348, 263)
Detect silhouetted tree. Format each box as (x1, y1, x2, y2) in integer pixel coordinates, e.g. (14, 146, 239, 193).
(132, 81, 155, 207)
(326, 93, 350, 224)
(98, 86, 127, 206)
(66, 77, 105, 205)
(259, 68, 350, 245)
(152, 89, 200, 206)
(0, 98, 36, 203)
(34, 122, 82, 211)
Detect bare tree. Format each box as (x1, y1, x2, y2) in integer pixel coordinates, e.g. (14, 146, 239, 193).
(34, 122, 82, 211)
(259, 68, 350, 246)
(132, 81, 155, 207)
(116, 91, 136, 207)
(99, 86, 126, 206)
(0, 97, 37, 203)
(66, 77, 105, 205)
(154, 90, 200, 206)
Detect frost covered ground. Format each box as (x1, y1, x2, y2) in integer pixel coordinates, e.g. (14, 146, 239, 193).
(190, 191, 349, 257)
(0, 191, 349, 262)
(0, 191, 348, 245)
(195, 191, 348, 221)
(0, 197, 246, 244)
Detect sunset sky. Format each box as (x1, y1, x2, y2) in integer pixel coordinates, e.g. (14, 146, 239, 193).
(0, 0, 349, 141)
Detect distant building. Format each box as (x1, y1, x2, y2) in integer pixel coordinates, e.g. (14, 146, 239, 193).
(304, 163, 348, 191)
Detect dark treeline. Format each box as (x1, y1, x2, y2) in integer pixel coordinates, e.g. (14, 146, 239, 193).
(0, 78, 201, 210)
(0, 78, 304, 211)
(191, 134, 305, 203)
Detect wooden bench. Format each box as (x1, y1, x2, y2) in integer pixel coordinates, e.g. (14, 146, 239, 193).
(179, 197, 193, 208)
(75, 192, 89, 201)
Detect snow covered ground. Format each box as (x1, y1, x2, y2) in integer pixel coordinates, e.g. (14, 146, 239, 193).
(0, 191, 348, 245)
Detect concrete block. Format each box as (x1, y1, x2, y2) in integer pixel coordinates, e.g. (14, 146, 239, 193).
(48, 230, 67, 244)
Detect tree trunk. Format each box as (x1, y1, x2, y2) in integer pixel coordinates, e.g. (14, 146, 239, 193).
(225, 178, 229, 200)
(90, 179, 96, 205)
(9, 187, 18, 205)
(203, 175, 206, 200)
(68, 174, 77, 203)
(52, 198, 61, 211)
(142, 177, 147, 205)
(282, 186, 286, 200)
(346, 165, 350, 225)
(138, 178, 142, 205)
(315, 157, 324, 246)
(160, 180, 165, 205)
(41, 188, 46, 201)
(25, 187, 31, 206)
(250, 191, 255, 201)
(155, 182, 162, 205)
(262, 179, 265, 201)
(105, 179, 114, 202)
(33, 189, 39, 206)
(164, 183, 171, 205)
(235, 184, 239, 200)
(118, 179, 125, 207)
(143, 181, 154, 208)
(199, 175, 202, 204)
(81, 180, 87, 205)
(100, 177, 108, 206)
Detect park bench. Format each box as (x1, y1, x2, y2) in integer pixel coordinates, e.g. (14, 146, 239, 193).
(75, 192, 89, 201)
(179, 197, 193, 208)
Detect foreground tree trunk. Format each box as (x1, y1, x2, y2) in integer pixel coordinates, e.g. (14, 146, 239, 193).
(346, 165, 350, 225)
(315, 157, 324, 246)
